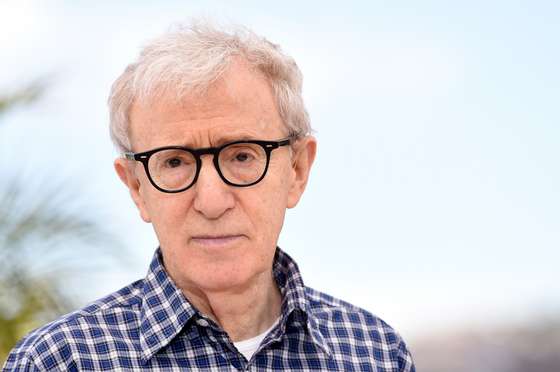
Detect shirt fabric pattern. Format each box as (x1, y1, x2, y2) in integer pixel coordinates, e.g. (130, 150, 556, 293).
(3, 248, 415, 371)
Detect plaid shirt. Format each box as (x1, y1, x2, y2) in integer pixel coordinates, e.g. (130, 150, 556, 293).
(4, 248, 415, 371)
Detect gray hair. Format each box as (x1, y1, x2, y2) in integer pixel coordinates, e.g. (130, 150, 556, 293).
(108, 21, 311, 152)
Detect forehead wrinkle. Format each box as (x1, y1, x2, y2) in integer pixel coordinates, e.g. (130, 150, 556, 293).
(170, 115, 277, 147)
(129, 60, 286, 152)
(188, 125, 269, 149)
(134, 118, 280, 151)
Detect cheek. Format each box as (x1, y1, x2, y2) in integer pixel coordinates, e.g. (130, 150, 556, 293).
(248, 166, 292, 242)
(255, 193, 286, 237)
(142, 188, 193, 244)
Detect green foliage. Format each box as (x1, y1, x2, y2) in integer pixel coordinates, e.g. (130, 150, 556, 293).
(0, 81, 46, 117)
(0, 84, 124, 363)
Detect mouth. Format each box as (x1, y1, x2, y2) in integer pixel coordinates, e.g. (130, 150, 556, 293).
(190, 234, 245, 247)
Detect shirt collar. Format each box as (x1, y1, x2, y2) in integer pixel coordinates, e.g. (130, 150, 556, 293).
(272, 248, 332, 356)
(139, 249, 197, 363)
(139, 247, 331, 363)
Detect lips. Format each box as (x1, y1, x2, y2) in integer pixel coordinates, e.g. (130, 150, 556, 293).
(190, 234, 245, 247)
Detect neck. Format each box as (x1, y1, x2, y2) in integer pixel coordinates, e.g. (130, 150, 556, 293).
(181, 270, 282, 342)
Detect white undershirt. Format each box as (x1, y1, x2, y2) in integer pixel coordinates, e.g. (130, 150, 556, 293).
(233, 317, 280, 362)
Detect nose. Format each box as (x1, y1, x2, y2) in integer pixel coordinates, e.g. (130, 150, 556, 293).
(192, 155, 235, 219)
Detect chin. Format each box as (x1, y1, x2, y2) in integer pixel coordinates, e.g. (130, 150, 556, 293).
(163, 239, 273, 292)
(191, 273, 249, 293)
(194, 258, 268, 293)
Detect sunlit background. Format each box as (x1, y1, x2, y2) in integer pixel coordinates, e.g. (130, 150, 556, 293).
(1, 0, 559, 370)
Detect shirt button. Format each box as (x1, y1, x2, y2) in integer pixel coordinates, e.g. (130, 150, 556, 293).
(197, 319, 209, 327)
(209, 335, 217, 342)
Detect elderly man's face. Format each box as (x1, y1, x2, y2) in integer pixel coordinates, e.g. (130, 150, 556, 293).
(115, 60, 315, 293)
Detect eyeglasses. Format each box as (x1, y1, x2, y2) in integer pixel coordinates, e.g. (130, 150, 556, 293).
(123, 137, 294, 193)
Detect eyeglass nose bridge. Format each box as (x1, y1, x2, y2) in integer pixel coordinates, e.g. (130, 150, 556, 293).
(190, 147, 227, 186)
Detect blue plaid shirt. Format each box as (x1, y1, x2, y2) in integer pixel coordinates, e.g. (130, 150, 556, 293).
(4, 248, 415, 371)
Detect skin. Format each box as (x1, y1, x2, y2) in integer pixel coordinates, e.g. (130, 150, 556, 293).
(114, 58, 317, 342)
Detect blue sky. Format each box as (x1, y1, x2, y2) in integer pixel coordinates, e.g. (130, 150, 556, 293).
(1, 0, 558, 338)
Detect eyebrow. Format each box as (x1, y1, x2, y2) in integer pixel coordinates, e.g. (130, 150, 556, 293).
(213, 135, 258, 146)
(179, 134, 263, 149)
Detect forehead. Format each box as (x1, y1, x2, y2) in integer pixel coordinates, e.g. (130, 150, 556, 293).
(128, 60, 285, 151)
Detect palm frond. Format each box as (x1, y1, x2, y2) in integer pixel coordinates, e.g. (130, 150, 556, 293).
(0, 81, 46, 117)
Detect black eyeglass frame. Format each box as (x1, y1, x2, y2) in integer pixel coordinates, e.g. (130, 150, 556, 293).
(123, 137, 294, 193)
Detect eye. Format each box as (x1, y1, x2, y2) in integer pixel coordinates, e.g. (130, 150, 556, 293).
(234, 152, 252, 162)
(220, 143, 263, 168)
(166, 157, 183, 168)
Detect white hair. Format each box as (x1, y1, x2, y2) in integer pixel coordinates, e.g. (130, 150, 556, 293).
(108, 21, 311, 152)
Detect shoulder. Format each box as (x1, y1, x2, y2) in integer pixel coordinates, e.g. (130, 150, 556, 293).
(3, 280, 144, 371)
(305, 286, 415, 371)
(305, 286, 395, 333)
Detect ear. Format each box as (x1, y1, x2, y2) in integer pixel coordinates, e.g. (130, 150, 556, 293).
(114, 158, 152, 222)
(287, 136, 317, 209)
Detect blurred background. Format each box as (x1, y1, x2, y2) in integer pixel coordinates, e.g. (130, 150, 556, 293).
(1, 0, 558, 370)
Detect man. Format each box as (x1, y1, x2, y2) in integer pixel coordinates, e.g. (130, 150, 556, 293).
(4, 21, 415, 371)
